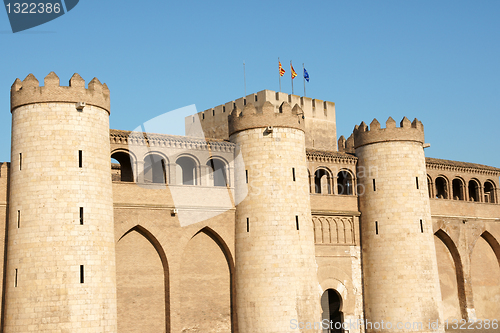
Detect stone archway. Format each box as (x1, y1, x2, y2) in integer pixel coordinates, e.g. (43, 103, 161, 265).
(321, 289, 344, 333)
(116, 226, 169, 333)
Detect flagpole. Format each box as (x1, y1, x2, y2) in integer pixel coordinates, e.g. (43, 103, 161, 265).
(290, 60, 294, 95)
(303, 63, 306, 97)
(278, 57, 281, 92)
(243, 61, 246, 96)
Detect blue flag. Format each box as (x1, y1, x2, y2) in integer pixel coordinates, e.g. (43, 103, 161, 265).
(304, 68, 310, 82)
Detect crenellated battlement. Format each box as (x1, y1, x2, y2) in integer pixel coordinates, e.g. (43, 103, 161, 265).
(185, 89, 336, 149)
(228, 100, 305, 136)
(353, 116, 425, 149)
(10, 72, 110, 113)
(198, 89, 335, 123)
(338, 134, 355, 153)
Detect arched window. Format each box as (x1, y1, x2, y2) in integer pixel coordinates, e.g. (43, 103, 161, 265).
(321, 289, 343, 333)
(452, 178, 464, 200)
(144, 154, 167, 184)
(427, 175, 433, 198)
(177, 156, 197, 185)
(484, 181, 496, 203)
(314, 168, 331, 194)
(337, 170, 354, 195)
(308, 169, 312, 193)
(111, 151, 134, 182)
(435, 176, 448, 199)
(468, 179, 480, 202)
(207, 158, 227, 187)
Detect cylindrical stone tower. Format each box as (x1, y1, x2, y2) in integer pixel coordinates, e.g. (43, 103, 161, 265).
(354, 117, 444, 333)
(230, 101, 321, 333)
(5, 73, 117, 332)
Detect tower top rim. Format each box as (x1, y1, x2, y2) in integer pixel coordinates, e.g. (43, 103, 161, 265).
(10, 72, 110, 113)
(353, 117, 424, 149)
(228, 101, 305, 136)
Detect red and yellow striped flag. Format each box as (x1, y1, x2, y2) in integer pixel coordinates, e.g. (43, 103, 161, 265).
(279, 61, 285, 76)
(291, 63, 297, 79)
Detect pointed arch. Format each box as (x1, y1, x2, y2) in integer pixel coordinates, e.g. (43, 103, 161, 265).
(479, 231, 500, 268)
(434, 229, 467, 319)
(470, 230, 500, 319)
(181, 227, 236, 332)
(191, 226, 235, 277)
(116, 225, 170, 333)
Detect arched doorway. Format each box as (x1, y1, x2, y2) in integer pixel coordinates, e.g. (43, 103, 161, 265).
(321, 289, 343, 333)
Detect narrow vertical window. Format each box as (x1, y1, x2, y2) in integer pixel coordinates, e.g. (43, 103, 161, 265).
(245, 170, 248, 184)
(80, 265, 84, 283)
(420, 219, 423, 233)
(373, 179, 376, 191)
(246, 218, 249, 232)
(15, 269, 18, 287)
(375, 221, 379, 235)
(416, 177, 419, 189)
(79, 207, 84, 225)
(292, 168, 296, 181)
(19, 153, 22, 170)
(78, 150, 82, 168)
(17, 210, 20, 228)
(295, 215, 299, 230)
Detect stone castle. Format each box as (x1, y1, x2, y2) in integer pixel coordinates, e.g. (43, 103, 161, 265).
(0, 72, 498, 332)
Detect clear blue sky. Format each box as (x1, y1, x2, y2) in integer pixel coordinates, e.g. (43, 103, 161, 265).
(1, 0, 499, 168)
